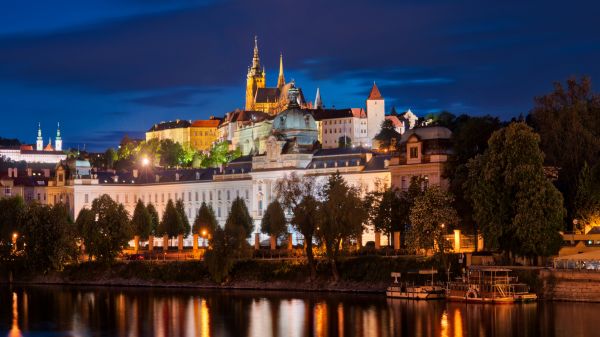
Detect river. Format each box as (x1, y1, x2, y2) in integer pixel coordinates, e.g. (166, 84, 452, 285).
(0, 285, 597, 337)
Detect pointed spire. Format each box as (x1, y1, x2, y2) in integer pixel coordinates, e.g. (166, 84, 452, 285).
(277, 52, 286, 88)
(367, 81, 383, 100)
(37, 122, 42, 138)
(251, 35, 261, 72)
(56, 122, 61, 139)
(314, 88, 323, 109)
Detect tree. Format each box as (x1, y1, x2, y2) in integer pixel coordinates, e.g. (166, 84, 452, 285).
(442, 115, 502, 235)
(318, 173, 366, 281)
(130, 200, 152, 240)
(0, 196, 25, 261)
(225, 197, 253, 244)
(193, 202, 218, 236)
(159, 139, 184, 167)
(465, 122, 565, 258)
(276, 173, 320, 280)
(76, 194, 131, 262)
(573, 162, 600, 230)
(406, 186, 459, 254)
(146, 203, 160, 235)
(157, 200, 183, 239)
(21, 203, 78, 271)
(175, 199, 191, 236)
(204, 226, 237, 283)
(373, 119, 401, 150)
(529, 77, 600, 221)
(260, 200, 287, 239)
(104, 148, 117, 169)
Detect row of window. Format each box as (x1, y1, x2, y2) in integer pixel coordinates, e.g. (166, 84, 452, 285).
(84, 189, 250, 205)
(324, 128, 366, 134)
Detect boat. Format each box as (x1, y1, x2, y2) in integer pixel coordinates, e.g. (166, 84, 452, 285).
(386, 269, 446, 300)
(446, 267, 537, 303)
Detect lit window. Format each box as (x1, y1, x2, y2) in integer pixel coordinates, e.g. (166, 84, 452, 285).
(409, 147, 419, 159)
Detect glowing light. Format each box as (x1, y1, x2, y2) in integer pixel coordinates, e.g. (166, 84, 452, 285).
(142, 157, 150, 166)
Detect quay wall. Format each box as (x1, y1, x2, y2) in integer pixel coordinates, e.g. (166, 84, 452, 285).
(540, 269, 600, 302)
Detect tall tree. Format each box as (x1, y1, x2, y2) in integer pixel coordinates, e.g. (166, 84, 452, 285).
(130, 200, 152, 240)
(443, 115, 502, 234)
(318, 173, 366, 281)
(157, 199, 183, 239)
(76, 194, 131, 262)
(260, 200, 287, 239)
(465, 123, 565, 258)
(276, 173, 320, 280)
(21, 203, 78, 271)
(573, 162, 600, 230)
(406, 186, 459, 254)
(175, 199, 191, 236)
(529, 77, 600, 221)
(146, 203, 159, 235)
(193, 202, 218, 236)
(159, 139, 184, 168)
(0, 196, 25, 261)
(373, 119, 401, 150)
(225, 197, 253, 244)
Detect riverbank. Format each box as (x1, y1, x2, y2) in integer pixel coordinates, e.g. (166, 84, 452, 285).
(6, 255, 448, 294)
(540, 269, 600, 302)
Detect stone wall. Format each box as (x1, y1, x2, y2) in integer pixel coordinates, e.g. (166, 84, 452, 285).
(541, 269, 600, 302)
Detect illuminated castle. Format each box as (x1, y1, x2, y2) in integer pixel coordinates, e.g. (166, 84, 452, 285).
(245, 37, 306, 115)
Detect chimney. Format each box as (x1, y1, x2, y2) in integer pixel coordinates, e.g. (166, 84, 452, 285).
(113, 175, 119, 183)
(175, 173, 180, 181)
(43, 169, 50, 178)
(26, 168, 32, 176)
(384, 159, 390, 168)
(155, 174, 160, 183)
(7, 168, 13, 178)
(132, 169, 139, 178)
(195, 172, 200, 180)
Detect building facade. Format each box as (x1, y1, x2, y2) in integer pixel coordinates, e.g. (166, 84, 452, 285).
(0, 124, 66, 164)
(190, 118, 220, 151)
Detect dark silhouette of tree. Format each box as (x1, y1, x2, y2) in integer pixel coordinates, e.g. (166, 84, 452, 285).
(260, 200, 287, 239)
(130, 200, 152, 240)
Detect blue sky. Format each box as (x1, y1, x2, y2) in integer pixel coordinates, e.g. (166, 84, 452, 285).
(0, 0, 598, 150)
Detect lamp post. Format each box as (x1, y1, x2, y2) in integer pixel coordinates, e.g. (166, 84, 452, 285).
(12, 232, 18, 253)
(201, 229, 207, 247)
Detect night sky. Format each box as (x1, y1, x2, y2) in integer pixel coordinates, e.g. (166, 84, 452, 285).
(0, 0, 598, 151)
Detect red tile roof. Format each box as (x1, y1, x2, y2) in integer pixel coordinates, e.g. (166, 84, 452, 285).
(367, 83, 383, 100)
(191, 120, 220, 128)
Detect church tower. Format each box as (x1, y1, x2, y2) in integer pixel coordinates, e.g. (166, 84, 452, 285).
(245, 36, 266, 110)
(277, 53, 285, 89)
(55, 122, 62, 151)
(366, 82, 385, 147)
(36, 123, 43, 151)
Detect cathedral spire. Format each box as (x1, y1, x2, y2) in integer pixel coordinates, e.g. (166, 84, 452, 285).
(55, 122, 62, 151)
(314, 88, 323, 109)
(251, 35, 261, 73)
(277, 52, 285, 88)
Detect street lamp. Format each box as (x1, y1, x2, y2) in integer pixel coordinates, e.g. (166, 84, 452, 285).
(12, 232, 18, 252)
(201, 229, 208, 247)
(142, 157, 149, 181)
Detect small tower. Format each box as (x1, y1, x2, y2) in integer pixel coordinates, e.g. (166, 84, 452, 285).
(314, 88, 323, 109)
(277, 53, 286, 89)
(36, 123, 43, 151)
(245, 36, 266, 110)
(55, 122, 62, 151)
(366, 82, 385, 147)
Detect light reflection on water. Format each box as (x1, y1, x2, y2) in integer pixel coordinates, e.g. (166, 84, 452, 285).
(0, 286, 598, 337)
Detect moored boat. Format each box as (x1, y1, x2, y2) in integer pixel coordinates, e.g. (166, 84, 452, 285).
(446, 267, 537, 303)
(386, 270, 445, 300)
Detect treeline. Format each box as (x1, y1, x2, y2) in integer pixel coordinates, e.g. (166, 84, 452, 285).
(96, 138, 241, 170)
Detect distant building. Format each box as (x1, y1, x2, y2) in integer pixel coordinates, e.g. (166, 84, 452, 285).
(245, 37, 308, 114)
(146, 117, 220, 151)
(312, 108, 368, 148)
(0, 124, 66, 164)
(366, 83, 386, 147)
(389, 126, 452, 191)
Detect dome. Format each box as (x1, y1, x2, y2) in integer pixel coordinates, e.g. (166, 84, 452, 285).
(272, 107, 318, 146)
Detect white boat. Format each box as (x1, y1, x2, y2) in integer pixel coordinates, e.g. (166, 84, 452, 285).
(386, 270, 445, 300)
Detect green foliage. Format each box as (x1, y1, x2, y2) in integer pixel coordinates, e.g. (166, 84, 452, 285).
(225, 197, 253, 242)
(203, 226, 237, 283)
(193, 202, 218, 235)
(158, 139, 184, 168)
(573, 162, 600, 229)
(104, 148, 117, 169)
(465, 122, 565, 257)
(318, 173, 367, 281)
(260, 200, 287, 238)
(373, 119, 401, 150)
(76, 194, 131, 262)
(146, 203, 159, 235)
(158, 199, 183, 238)
(407, 186, 458, 253)
(130, 200, 152, 240)
(529, 77, 600, 220)
(0, 196, 25, 261)
(21, 203, 78, 271)
(175, 199, 191, 236)
(443, 115, 502, 232)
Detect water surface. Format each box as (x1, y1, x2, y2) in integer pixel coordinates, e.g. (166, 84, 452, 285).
(0, 285, 597, 337)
